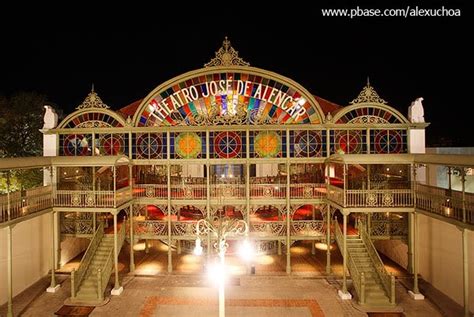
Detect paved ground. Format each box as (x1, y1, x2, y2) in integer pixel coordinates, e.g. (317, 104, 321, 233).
(0, 240, 467, 316)
(4, 274, 445, 317)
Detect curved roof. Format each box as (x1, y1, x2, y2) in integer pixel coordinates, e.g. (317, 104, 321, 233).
(131, 66, 327, 126)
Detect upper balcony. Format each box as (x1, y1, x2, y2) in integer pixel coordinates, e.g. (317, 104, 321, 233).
(325, 154, 474, 228)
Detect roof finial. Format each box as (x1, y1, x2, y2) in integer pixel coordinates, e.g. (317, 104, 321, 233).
(76, 88, 110, 110)
(350, 80, 387, 105)
(205, 37, 250, 67)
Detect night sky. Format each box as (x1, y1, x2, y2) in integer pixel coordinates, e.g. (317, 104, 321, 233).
(0, 3, 471, 146)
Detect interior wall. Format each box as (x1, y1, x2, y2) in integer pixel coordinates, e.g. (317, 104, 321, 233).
(60, 237, 90, 266)
(0, 213, 52, 305)
(374, 239, 408, 269)
(418, 214, 474, 311)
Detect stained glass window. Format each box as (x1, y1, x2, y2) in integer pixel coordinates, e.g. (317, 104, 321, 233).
(63, 112, 123, 128)
(250, 130, 286, 158)
(336, 107, 403, 124)
(59, 134, 92, 156)
(132, 133, 166, 159)
(170, 132, 206, 159)
(210, 131, 245, 159)
(95, 134, 128, 156)
(330, 130, 366, 154)
(370, 130, 407, 154)
(291, 130, 326, 157)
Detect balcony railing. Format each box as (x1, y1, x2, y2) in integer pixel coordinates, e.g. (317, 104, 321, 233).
(0, 185, 52, 223)
(416, 183, 474, 225)
(327, 185, 413, 208)
(345, 189, 413, 208)
(54, 186, 132, 208)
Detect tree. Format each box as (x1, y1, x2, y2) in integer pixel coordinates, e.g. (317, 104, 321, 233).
(0, 91, 48, 157)
(0, 91, 49, 191)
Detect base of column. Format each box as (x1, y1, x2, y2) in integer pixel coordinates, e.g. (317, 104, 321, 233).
(408, 290, 425, 300)
(46, 284, 61, 293)
(338, 290, 352, 300)
(111, 286, 123, 296)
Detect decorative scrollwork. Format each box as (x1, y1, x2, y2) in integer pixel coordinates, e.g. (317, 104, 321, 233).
(204, 37, 250, 67)
(366, 192, 377, 206)
(145, 186, 155, 198)
(382, 193, 394, 206)
(183, 188, 194, 199)
(263, 187, 274, 198)
(348, 115, 389, 124)
(76, 88, 110, 110)
(76, 121, 112, 128)
(303, 186, 313, 198)
(71, 193, 81, 206)
(85, 193, 95, 206)
(250, 222, 286, 236)
(291, 220, 325, 236)
(350, 82, 387, 105)
(134, 221, 167, 236)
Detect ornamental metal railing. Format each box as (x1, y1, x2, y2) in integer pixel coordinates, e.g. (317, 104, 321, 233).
(358, 219, 395, 304)
(416, 183, 474, 225)
(333, 219, 364, 304)
(97, 222, 126, 301)
(71, 222, 104, 298)
(0, 185, 52, 223)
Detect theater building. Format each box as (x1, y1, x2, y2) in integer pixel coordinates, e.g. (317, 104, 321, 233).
(0, 38, 473, 316)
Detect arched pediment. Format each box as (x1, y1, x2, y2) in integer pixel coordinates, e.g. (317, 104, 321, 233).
(132, 66, 325, 127)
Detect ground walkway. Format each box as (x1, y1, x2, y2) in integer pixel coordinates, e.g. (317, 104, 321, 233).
(0, 240, 467, 316)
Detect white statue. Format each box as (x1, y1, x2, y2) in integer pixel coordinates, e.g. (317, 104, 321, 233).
(408, 97, 425, 123)
(43, 105, 58, 129)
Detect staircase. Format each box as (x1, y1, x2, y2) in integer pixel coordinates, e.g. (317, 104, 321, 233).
(71, 222, 126, 303)
(334, 219, 395, 306)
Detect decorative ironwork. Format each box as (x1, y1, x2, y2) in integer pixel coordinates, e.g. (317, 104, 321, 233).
(250, 222, 286, 236)
(204, 37, 250, 67)
(382, 193, 394, 206)
(291, 220, 325, 236)
(145, 186, 155, 198)
(76, 88, 110, 110)
(134, 220, 167, 237)
(85, 194, 95, 206)
(76, 121, 112, 128)
(366, 192, 377, 206)
(350, 82, 387, 105)
(71, 193, 81, 206)
(349, 115, 389, 124)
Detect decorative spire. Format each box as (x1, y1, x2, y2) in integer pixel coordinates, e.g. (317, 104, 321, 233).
(204, 37, 250, 67)
(76, 87, 110, 110)
(350, 81, 387, 105)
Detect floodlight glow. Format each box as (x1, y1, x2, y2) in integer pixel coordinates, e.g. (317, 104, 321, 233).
(194, 238, 203, 256)
(207, 261, 227, 285)
(238, 239, 254, 262)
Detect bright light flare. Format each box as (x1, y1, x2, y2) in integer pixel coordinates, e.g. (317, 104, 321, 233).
(238, 239, 254, 262)
(194, 238, 203, 256)
(207, 261, 227, 286)
(315, 242, 334, 251)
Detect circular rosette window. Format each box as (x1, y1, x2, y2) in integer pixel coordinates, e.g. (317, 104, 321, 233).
(100, 135, 125, 155)
(294, 131, 322, 157)
(137, 133, 162, 159)
(175, 132, 202, 158)
(335, 131, 363, 154)
(254, 131, 281, 158)
(214, 131, 242, 158)
(374, 130, 402, 154)
(63, 134, 89, 156)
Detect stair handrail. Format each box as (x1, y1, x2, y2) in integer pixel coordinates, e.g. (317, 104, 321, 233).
(333, 218, 364, 302)
(97, 222, 126, 297)
(358, 218, 392, 299)
(72, 222, 104, 296)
